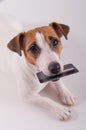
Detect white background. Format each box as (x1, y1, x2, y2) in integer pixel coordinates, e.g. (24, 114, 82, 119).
(0, 0, 86, 41)
(0, 0, 86, 130)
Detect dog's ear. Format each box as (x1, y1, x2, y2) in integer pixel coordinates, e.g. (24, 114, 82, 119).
(49, 22, 70, 40)
(7, 32, 25, 56)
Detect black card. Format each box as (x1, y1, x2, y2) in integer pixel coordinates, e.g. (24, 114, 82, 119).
(36, 64, 79, 83)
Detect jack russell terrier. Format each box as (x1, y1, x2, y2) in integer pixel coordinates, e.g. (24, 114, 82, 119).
(0, 22, 76, 121)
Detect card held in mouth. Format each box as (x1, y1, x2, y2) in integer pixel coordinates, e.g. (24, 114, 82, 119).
(36, 64, 79, 83)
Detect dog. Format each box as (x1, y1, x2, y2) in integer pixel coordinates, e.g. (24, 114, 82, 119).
(0, 22, 76, 121)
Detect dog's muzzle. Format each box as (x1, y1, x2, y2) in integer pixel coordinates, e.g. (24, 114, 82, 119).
(48, 62, 60, 74)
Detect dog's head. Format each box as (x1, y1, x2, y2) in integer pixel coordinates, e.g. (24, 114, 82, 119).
(7, 22, 70, 76)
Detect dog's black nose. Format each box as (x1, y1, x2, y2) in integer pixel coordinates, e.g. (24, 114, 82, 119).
(48, 62, 60, 74)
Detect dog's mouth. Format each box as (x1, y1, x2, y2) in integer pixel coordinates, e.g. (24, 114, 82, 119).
(38, 62, 64, 77)
(36, 64, 79, 83)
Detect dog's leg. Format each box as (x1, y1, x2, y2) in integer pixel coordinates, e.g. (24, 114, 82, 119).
(24, 94, 71, 121)
(54, 79, 76, 106)
(15, 72, 71, 120)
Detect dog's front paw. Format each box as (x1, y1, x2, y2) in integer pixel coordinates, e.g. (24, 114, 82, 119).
(51, 104, 71, 121)
(59, 89, 76, 106)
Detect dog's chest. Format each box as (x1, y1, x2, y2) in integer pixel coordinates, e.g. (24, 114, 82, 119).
(28, 72, 48, 92)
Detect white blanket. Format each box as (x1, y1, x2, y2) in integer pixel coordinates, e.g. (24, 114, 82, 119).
(0, 12, 23, 45)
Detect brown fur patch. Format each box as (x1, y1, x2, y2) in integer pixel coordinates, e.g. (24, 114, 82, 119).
(23, 26, 63, 65)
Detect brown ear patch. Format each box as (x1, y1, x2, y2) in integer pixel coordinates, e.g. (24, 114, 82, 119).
(7, 33, 25, 56)
(50, 22, 70, 39)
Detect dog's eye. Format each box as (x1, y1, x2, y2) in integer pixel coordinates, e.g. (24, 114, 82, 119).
(49, 37, 59, 47)
(29, 43, 37, 52)
(28, 42, 41, 56)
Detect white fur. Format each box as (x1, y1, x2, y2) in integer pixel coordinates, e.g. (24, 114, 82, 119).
(36, 32, 63, 75)
(0, 30, 76, 121)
